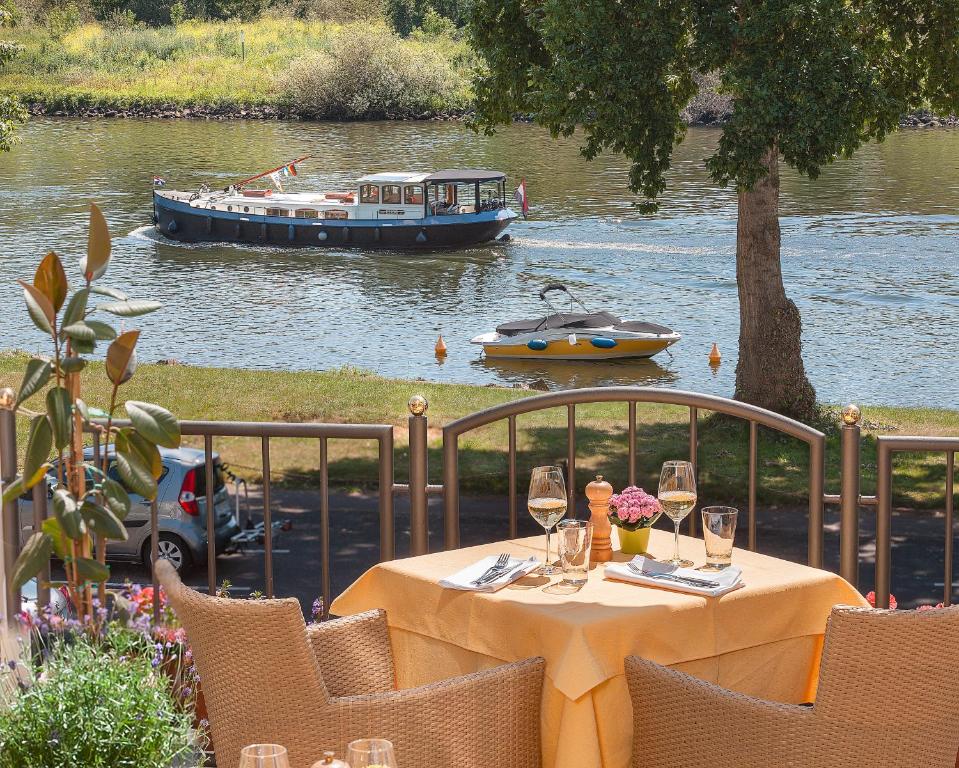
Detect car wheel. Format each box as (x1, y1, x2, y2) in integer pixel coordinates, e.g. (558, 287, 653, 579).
(144, 534, 193, 574)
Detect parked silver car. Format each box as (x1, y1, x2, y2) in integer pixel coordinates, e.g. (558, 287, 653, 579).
(18, 446, 239, 574)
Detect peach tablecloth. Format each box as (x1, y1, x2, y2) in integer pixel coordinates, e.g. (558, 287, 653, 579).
(331, 528, 867, 768)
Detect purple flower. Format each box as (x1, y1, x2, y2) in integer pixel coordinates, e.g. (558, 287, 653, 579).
(311, 597, 325, 621)
(609, 486, 662, 526)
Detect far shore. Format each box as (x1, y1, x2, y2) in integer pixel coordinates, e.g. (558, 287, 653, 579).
(1, 351, 956, 509)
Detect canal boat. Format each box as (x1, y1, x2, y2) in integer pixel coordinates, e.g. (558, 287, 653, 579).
(472, 285, 681, 360)
(152, 159, 519, 249)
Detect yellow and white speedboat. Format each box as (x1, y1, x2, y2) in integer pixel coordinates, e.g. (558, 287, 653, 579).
(472, 285, 681, 361)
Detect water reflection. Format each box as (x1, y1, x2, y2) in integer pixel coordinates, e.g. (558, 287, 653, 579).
(1, 118, 958, 406)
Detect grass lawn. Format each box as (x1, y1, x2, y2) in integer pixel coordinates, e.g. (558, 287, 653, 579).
(2, 351, 957, 511)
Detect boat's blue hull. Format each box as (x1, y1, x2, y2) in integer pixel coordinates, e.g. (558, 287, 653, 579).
(153, 192, 516, 249)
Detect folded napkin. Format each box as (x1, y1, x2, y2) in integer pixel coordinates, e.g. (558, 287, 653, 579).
(605, 556, 744, 597)
(439, 555, 540, 593)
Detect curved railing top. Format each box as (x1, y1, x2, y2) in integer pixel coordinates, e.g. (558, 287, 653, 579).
(442, 387, 825, 444)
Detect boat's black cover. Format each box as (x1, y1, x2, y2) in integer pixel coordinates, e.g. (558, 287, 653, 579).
(425, 169, 506, 183)
(495, 312, 674, 337)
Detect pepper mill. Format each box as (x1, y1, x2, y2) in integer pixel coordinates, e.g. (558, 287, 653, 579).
(311, 751, 350, 768)
(585, 474, 614, 563)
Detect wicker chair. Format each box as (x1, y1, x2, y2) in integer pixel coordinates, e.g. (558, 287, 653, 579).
(156, 561, 545, 768)
(626, 604, 959, 768)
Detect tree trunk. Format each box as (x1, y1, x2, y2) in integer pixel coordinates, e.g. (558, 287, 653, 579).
(734, 145, 817, 422)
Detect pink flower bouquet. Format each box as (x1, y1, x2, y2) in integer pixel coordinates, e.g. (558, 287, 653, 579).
(608, 486, 663, 531)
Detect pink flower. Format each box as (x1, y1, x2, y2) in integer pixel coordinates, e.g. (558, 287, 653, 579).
(865, 591, 898, 609)
(609, 486, 662, 526)
(917, 603, 945, 612)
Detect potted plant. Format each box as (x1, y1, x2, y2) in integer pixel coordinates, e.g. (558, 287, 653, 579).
(608, 486, 662, 555)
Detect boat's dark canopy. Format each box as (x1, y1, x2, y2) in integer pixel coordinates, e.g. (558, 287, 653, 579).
(496, 311, 675, 337)
(424, 169, 506, 183)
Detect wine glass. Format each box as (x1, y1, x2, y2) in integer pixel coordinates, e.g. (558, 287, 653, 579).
(658, 460, 697, 568)
(239, 744, 291, 768)
(346, 738, 398, 768)
(528, 465, 567, 575)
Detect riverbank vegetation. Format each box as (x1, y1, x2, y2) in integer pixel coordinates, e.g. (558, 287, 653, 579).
(1, 351, 957, 510)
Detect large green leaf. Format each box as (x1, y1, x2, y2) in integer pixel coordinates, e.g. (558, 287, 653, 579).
(41, 517, 70, 560)
(52, 488, 84, 539)
(105, 330, 139, 386)
(18, 280, 54, 335)
(84, 320, 117, 341)
(15, 358, 52, 407)
(60, 288, 90, 332)
(83, 202, 111, 282)
(89, 285, 128, 301)
(60, 356, 86, 374)
(1, 463, 51, 504)
(61, 321, 96, 342)
(125, 401, 180, 449)
(22, 415, 53, 486)
(80, 499, 128, 541)
(101, 477, 131, 520)
(75, 556, 110, 583)
(123, 429, 163, 479)
(34, 251, 67, 313)
(45, 386, 72, 451)
(97, 299, 163, 317)
(71, 337, 96, 355)
(115, 432, 158, 499)
(11, 532, 53, 589)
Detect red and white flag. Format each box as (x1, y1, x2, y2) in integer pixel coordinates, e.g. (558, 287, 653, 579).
(513, 179, 529, 217)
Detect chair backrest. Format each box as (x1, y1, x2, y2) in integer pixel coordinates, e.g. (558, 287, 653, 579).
(156, 561, 331, 768)
(814, 604, 959, 757)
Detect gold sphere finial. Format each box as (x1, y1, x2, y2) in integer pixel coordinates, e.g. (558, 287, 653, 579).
(841, 403, 861, 426)
(0, 387, 14, 410)
(408, 394, 428, 416)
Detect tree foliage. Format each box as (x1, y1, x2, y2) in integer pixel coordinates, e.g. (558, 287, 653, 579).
(387, 0, 470, 35)
(0, 7, 26, 153)
(470, 0, 959, 204)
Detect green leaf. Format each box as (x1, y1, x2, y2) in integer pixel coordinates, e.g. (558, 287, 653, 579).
(45, 386, 72, 451)
(89, 285, 128, 301)
(1, 463, 51, 503)
(11, 532, 53, 590)
(60, 288, 90, 331)
(22, 415, 53, 486)
(97, 299, 163, 317)
(18, 279, 54, 335)
(101, 477, 130, 520)
(84, 320, 116, 341)
(60, 356, 87, 374)
(125, 401, 180, 449)
(41, 517, 70, 560)
(123, 429, 163, 479)
(34, 251, 68, 313)
(15, 358, 52, 407)
(80, 499, 128, 541)
(115, 432, 158, 499)
(71, 337, 96, 355)
(61, 321, 96, 342)
(75, 556, 110, 583)
(83, 202, 111, 282)
(52, 488, 84, 539)
(74, 398, 90, 421)
(105, 330, 139, 386)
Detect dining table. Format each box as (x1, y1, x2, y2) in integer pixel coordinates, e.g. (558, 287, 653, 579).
(330, 527, 868, 768)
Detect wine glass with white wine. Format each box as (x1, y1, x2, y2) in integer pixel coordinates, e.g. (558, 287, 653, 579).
(528, 465, 567, 575)
(658, 460, 697, 567)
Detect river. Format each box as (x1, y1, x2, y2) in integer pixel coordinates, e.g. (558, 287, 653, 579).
(1, 118, 957, 408)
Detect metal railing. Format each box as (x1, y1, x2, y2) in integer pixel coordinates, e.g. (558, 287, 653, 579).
(1, 386, 956, 621)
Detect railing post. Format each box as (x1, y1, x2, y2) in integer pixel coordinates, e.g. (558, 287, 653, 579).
(839, 404, 862, 588)
(408, 395, 429, 556)
(0, 387, 20, 627)
(875, 439, 892, 609)
(808, 436, 825, 569)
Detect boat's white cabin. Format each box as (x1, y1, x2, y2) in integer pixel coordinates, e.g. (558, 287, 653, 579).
(186, 170, 509, 221)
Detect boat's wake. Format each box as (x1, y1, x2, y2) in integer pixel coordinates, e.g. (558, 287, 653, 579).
(516, 237, 718, 256)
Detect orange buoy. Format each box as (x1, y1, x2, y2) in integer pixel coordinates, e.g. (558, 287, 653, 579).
(435, 335, 448, 357)
(708, 342, 722, 365)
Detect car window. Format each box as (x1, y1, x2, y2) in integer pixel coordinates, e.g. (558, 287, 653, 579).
(107, 461, 169, 497)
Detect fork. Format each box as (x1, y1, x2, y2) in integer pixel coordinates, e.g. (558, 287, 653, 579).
(627, 561, 720, 588)
(472, 553, 510, 585)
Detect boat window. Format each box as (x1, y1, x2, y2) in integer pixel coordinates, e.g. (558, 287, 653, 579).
(325, 210, 349, 220)
(404, 185, 423, 204)
(382, 185, 401, 204)
(360, 184, 379, 204)
(295, 209, 319, 219)
(265, 208, 287, 217)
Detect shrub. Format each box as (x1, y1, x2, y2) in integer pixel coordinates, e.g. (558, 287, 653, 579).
(0, 639, 196, 768)
(285, 25, 465, 118)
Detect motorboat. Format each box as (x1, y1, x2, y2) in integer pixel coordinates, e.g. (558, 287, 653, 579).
(471, 285, 680, 360)
(152, 157, 518, 249)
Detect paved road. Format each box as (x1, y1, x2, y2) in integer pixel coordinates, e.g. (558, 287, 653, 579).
(98, 486, 953, 612)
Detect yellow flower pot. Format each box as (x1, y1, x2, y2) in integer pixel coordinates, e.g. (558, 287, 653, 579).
(616, 526, 652, 555)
